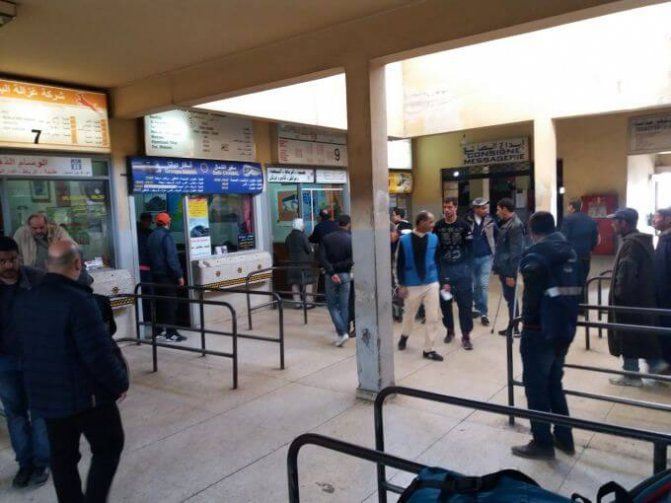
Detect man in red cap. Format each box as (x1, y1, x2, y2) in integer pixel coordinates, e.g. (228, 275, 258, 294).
(146, 212, 186, 342)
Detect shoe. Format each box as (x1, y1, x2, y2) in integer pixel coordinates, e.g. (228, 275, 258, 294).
(335, 334, 349, 347)
(152, 330, 165, 339)
(461, 336, 473, 351)
(511, 440, 555, 460)
(12, 466, 32, 488)
(481, 316, 490, 327)
(553, 437, 576, 456)
(609, 375, 643, 387)
(423, 351, 444, 361)
(349, 328, 356, 338)
(498, 328, 520, 337)
(165, 333, 187, 342)
(513, 330, 521, 338)
(443, 329, 455, 344)
(471, 311, 481, 319)
(398, 335, 409, 351)
(29, 467, 49, 486)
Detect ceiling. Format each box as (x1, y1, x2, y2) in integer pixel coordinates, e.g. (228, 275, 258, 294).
(0, 0, 416, 89)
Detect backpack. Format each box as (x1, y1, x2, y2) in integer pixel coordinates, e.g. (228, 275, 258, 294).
(588, 469, 671, 502)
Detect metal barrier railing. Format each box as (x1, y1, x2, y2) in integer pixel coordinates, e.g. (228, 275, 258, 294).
(287, 386, 671, 502)
(584, 269, 613, 349)
(132, 282, 286, 370)
(506, 304, 671, 424)
(113, 292, 239, 388)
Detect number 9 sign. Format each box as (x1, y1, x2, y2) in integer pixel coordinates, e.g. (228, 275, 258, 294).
(334, 148, 340, 162)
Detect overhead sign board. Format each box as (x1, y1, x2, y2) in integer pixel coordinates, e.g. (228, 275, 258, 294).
(0, 154, 93, 177)
(145, 109, 255, 162)
(629, 113, 671, 154)
(129, 156, 263, 194)
(463, 138, 529, 165)
(315, 169, 347, 184)
(277, 123, 348, 167)
(266, 166, 315, 183)
(0, 78, 110, 153)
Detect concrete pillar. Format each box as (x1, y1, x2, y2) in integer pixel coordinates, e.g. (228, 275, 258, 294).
(345, 59, 395, 398)
(533, 117, 558, 216)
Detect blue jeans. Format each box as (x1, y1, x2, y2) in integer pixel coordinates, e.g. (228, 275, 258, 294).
(325, 273, 352, 336)
(471, 255, 493, 317)
(0, 356, 50, 469)
(440, 263, 474, 336)
(623, 357, 666, 374)
(520, 334, 573, 448)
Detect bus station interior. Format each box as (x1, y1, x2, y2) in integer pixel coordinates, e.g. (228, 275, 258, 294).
(2, 0, 671, 501)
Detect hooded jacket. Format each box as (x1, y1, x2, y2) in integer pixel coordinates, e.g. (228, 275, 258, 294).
(608, 231, 660, 359)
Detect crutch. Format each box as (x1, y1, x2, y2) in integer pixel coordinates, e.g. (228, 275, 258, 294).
(490, 293, 503, 334)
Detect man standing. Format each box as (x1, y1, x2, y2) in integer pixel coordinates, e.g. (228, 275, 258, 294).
(309, 209, 338, 247)
(391, 207, 413, 234)
(14, 241, 129, 502)
(434, 197, 475, 350)
(560, 198, 599, 301)
(607, 208, 664, 386)
(466, 197, 497, 326)
(319, 214, 354, 347)
(653, 207, 671, 365)
(511, 212, 581, 460)
(285, 218, 316, 308)
(395, 211, 444, 361)
(13, 213, 71, 270)
(146, 212, 186, 342)
(493, 198, 526, 336)
(136, 212, 153, 335)
(0, 236, 49, 488)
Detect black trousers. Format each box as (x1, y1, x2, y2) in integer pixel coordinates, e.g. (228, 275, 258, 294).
(152, 274, 178, 335)
(45, 402, 124, 503)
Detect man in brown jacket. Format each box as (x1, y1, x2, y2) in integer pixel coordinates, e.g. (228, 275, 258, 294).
(607, 208, 665, 386)
(13, 214, 71, 270)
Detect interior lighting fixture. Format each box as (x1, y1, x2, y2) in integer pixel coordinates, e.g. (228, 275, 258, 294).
(0, 0, 16, 27)
(453, 171, 460, 177)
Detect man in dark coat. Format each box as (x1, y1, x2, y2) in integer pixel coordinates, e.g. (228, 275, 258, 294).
(285, 218, 316, 308)
(309, 209, 338, 247)
(653, 207, 671, 365)
(607, 208, 665, 386)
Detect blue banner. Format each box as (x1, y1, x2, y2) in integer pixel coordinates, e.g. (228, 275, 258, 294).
(128, 156, 264, 194)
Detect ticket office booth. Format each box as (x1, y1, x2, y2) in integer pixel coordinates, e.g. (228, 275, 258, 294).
(128, 156, 264, 327)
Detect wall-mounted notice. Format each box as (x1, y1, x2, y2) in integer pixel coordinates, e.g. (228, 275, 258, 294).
(0, 155, 93, 177)
(266, 166, 315, 183)
(277, 123, 347, 167)
(145, 109, 255, 162)
(129, 156, 264, 194)
(186, 195, 212, 259)
(0, 78, 110, 153)
(388, 138, 412, 170)
(315, 169, 347, 184)
(389, 172, 413, 194)
(463, 138, 529, 165)
(629, 113, 671, 154)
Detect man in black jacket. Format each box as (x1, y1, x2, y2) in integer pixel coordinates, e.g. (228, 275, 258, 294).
(560, 199, 599, 304)
(653, 208, 671, 365)
(14, 241, 129, 503)
(319, 214, 353, 347)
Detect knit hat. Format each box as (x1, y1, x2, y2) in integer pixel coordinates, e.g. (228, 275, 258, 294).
(155, 212, 171, 226)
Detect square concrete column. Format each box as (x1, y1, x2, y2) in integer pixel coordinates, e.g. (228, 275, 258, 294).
(533, 117, 558, 217)
(345, 59, 395, 397)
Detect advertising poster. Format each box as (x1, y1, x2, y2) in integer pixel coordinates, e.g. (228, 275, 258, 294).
(238, 233, 256, 250)
(186, 195, 211, 259)
(277, 191, 300, 223)
(388, 172, 413, 194)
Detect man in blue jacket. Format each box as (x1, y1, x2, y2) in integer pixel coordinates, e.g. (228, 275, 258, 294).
(146, 212, 186, 342)
(0, 236, 49, 489)
(511, 212, 581, 460)
(14, 240, 129, 502)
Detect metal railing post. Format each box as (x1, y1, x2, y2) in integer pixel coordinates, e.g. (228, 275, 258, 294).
(374, 389, 389, 503)
(150, 295, 158, 373)
(134, 282, 142, 344)
(245, 273, 253, 331)
(199, 289, 206, 356)
(506, 318, 517, 426)
(276, 292, 285, 370)
(231, 307, 238, 390)
(654, 442, 668, 474)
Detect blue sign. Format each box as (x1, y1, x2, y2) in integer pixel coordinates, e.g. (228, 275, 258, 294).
(128, 156, 264, 194)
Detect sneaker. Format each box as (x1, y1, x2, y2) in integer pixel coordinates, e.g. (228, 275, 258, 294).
(12, 466, 32, 488)
(481, 316, 490, 327)
(511, 440, 555, 460)
(29, 467, 49, 486)
(422, 351, 444, 361)
(553, 437, 576, 456)
(461, 336, 473, 351)
(498, 328, 520, 337)
(609, 375, 643, 387)
(443, 329, 455, 344)
(152, 330, 165, 340)
(471, 311, 481, 319)
(398, 335, 409, 351)
(335, 334, 349, 347)
(165, 333, 187, 342)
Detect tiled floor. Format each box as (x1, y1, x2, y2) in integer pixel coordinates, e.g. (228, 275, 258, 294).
(1, 267, 669, 502)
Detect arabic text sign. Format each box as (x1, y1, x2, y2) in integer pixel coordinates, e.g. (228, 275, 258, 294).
(266, 167, 315, 183)
(315, 169, 347, 184)
(186, 195, 212, 259)
(629, 114, 671, 154)
(0, 155, 93, 177)
(278, 124, 348, 167)
(145, 110, 256, 162)
(463, 138, 529, 165)
(129, 156, 264, 194)
(0, 79, 110, 153)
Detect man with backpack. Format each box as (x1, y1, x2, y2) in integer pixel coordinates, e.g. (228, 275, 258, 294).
(511, 212, 581, 460)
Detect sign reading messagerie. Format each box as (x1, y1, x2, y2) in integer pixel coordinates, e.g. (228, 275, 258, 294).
(0, 79, 110, 153)
(463, 138, 529, 165)
(145, 110, 255, 162)
(277, 124, 348, 167)
(129, 156, 263, 194)
(629, 113, 671, 154)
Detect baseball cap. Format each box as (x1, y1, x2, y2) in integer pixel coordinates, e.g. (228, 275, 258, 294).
(607, 208, 638, 225)
(155, 212, 172, 225)
(471, 197, 489, 207)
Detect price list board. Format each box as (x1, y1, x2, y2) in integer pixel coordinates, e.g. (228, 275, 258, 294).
(0, 79, 110, 153)
(129, 156, 264, 195)
(145, 110, 255, 162)
(277, 123, 347, 167)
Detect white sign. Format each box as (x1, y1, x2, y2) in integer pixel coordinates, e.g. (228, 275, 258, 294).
(316, 169, 347, 184)
(388, 138, 412, 170)
(629, 114, 671, 154)
(266, 167, 315, 183)
(0, 155, 93, 177)
(0, 79, 110, 153)
(145, 109, 255, 162)
(277, 123, 347, 167)
(463, 138, 529, 165)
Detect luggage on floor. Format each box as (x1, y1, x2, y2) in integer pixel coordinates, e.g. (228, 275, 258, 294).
(589, 468, 671, 502)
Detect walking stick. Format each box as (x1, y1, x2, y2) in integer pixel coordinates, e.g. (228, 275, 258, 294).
(490, 293, 503, 334)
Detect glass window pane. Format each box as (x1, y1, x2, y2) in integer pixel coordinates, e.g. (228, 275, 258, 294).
(208, 194, 255, 252)
(301, 184, 344, 235)
(92, 160, 109, 176)
(268, 183, 299, 243)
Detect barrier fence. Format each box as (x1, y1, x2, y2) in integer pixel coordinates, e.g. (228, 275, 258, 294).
(584, 269, 613, 349)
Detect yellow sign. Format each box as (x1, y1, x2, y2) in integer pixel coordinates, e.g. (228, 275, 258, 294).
(187, 196, 208, 218)
(389, 172, 413, 194)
